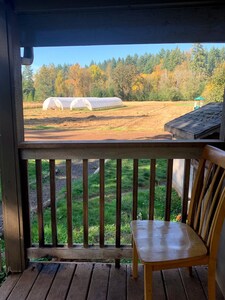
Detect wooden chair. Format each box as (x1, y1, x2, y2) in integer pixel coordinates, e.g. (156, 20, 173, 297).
(131, 145, 225, 300)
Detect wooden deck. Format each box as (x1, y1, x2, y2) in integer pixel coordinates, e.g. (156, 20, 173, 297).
(0, 263, 224, 300)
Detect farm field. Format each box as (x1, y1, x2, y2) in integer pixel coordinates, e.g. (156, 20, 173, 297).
(24, 101, 193, 141)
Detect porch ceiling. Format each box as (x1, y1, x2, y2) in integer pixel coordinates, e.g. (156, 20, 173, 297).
(11, 0, 225, 47)
(13, 0, 225, 12)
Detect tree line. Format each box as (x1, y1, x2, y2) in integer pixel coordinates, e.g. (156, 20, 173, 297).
(22, 43, 225, 102)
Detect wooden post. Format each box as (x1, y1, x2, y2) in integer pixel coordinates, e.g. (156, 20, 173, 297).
(220, 89, 225, 142)
(0, 1, 25, 272)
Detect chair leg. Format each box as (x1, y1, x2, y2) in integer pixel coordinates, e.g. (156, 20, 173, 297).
(132, 240, 138, 279)
(208, 262, 216, 300)
(144, 265, 152, 300)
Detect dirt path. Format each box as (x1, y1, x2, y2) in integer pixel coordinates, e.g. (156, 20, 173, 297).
(25, 129, 172, 141)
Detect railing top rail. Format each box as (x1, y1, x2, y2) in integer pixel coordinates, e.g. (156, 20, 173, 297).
(19, 140, 224, 160)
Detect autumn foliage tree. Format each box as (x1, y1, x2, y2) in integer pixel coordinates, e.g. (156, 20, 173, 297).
(112, 63, 138, 99)
(66, 64, 92, 97)
(23, 44, 225, 102)
(203, 62, 225, 102)
(88, 65, 107, 96)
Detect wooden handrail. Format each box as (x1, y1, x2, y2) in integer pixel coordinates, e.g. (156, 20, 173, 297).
(19, 140, 223, 159)
(18, 140, 224, 261)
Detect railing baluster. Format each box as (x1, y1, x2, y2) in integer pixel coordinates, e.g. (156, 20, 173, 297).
(20, 159, 31, 248)
(116, 159, 122, 268)
(20, 142, 208, 261)
(165, 159, 173, 221)
(116, 159, 122, 246)
(49, 159, 57, 246)
(133, 159, 138, 220)
(149, 159, 156, 220)
(99, 159, 105, 248)
(83, 159, 88, 248)
(66, 159, 73, 247)
(36, 159, 44, 247)
(181, 159, 191, 223)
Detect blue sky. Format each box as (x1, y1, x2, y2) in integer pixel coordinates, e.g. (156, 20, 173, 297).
(32, 43, 225, 71)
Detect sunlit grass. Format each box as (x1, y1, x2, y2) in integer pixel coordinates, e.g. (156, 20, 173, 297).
(31, 159, 182, 245)
(0, 239, 6, 284)
(30, 125, 57, 130)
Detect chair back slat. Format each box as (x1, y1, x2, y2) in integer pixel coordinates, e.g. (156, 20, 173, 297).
(202, 170, 225, 242)
(187, 158, 205, 227)
(189, 145, 225, 253)
(193, 161, 214, 231)
(197, 165, 220, 236)
(208, 188, 225, 257)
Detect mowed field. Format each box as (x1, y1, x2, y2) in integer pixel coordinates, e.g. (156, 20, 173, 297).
(24, 101, 193, 141)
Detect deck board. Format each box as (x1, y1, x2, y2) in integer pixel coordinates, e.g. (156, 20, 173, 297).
(163, 268, 187, 300)
(67, 263, 92, 300)
(26, 263, 59, 300)
(0, 263, 224, 300)
(0, 273, 21, 299)
(152, 271, 166, 300)
(46, 263, 75, 300)
(127, 264, 144, 300)
(7, 263, 42, 300)
(179, 267, 206, 300)
(107, 264, 126, 300)
(195, 265, 225, 300)
(87, 263, 110, 300)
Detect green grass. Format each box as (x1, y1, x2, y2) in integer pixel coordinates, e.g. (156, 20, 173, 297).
(31, 125, 57, 130)
(31, 159, 182, 245)
(0, 239, 6, 284)
(28, 160, 51, 190)
(32, 187, 181, 245)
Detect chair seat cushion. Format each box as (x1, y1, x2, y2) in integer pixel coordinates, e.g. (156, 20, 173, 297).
(131, 220, 208, 264)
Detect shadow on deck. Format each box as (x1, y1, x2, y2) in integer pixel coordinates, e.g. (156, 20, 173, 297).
(0, 263, 224, 300)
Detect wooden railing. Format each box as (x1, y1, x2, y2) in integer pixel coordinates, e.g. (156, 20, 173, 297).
(19, 140, 223, 261)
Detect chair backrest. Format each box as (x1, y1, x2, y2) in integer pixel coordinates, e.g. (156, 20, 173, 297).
(188, 145, 225, 259)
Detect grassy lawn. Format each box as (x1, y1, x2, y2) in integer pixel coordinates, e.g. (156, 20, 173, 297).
(28, 160, 51, 190)
(31, 159, 182, 245)
(0, 239, 6, 284)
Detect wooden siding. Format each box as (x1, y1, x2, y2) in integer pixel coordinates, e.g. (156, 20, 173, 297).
(0, 263, 224, 300)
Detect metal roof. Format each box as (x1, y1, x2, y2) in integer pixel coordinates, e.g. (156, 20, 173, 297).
(164, 103, 223, 139)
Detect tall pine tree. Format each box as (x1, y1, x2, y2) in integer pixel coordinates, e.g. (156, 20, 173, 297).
(22, 65, 35, 101)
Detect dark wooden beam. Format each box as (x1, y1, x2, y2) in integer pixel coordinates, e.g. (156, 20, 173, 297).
(18, 4, 225, 47)
(0, 1, 25, 272)
(13, 0, 225, 13)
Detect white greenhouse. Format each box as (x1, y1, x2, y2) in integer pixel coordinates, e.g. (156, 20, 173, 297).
(42, 97, 75, 110)
(43, 97, 123, 110)
(70, 97, 123, 110)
